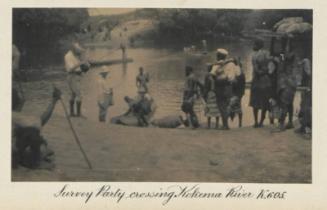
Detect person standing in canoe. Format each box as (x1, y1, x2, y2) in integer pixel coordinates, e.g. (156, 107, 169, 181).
(250, 39, 273, 128)
(97, 71, 113, 122)
(136, 67, 149, 94)
(64, 41, 90, 117)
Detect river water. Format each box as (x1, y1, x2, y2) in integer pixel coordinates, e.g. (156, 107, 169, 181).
(20, 39, 300, 128)
(73, 40, 300, 128)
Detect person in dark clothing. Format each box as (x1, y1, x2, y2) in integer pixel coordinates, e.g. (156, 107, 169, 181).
(230, 58, 246, 127)
(12, 87, 61, 169)
(211, 49, 233, 130)
(295, 56, 312, 134)
(272, 52, 297, 132)
(181, 66, 200, 128)
(250, 39, 273, 128)
(124, 93, 153, 127)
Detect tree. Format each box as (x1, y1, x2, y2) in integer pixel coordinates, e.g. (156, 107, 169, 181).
(13, 8, 89, 68)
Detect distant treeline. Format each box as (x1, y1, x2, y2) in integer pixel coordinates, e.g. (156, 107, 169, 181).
(86, 9, 312, 46)
(13, 8, 89, 68)
(13, 8, 312, 68)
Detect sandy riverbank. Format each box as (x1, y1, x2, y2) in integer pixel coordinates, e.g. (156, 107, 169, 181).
(12, 113, 311, 183)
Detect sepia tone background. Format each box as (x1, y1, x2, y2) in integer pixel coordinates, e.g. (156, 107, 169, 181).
(1, 0, 327, 209)
(11, 7, 312, 183)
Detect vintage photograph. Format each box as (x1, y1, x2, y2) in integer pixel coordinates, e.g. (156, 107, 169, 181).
(12, 8, 312, 183)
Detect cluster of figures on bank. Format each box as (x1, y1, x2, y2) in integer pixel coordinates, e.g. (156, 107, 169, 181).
(11, 37, 312, 170)
(180, 39, 311, 134)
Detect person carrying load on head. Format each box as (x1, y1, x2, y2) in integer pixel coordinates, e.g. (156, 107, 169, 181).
(97, 70, 113, 122)
(136, 66, 150, 94)
(211, 48, 233, 130)
(64, 41, 91, 117)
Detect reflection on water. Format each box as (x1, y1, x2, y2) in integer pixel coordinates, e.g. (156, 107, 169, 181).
(21, 39, 302, 127)
(80, 41, 300, 127)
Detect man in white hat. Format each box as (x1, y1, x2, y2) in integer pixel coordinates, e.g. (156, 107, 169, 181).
(64, 41, 90, 117)
(97, 70, 113, 122)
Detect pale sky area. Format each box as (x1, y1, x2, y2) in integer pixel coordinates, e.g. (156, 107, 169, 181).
(88, 8, 137, 16)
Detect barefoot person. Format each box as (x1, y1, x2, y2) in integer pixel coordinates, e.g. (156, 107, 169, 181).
(124, 92, 153, 127)
(273, 52, 297, 132)
(204, 64, 220, 129)
(295, 56, 312, 135)
(181, 66, 200, 129)
(250, 39, 273, 128)
(64, 41, 90, 117)
(97, 71, 113, 122)
(230, 58, 246, 127)
(211, 48, 233, 130)
(136, 67, 149, 93)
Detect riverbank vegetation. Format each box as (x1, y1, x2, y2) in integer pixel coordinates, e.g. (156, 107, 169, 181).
(13, 9, 312, 68)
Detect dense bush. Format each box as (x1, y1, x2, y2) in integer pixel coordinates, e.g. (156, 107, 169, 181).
(13, 8, 89, 68)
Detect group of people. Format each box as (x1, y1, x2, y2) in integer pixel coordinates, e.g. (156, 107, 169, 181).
(11, 36, 312, 170)
(181, 48, 245, 130)
(180, 38, 312, 135)
(250, 38, 311, 134)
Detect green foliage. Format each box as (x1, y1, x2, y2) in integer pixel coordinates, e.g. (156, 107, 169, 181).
(13, 8, 89, 67)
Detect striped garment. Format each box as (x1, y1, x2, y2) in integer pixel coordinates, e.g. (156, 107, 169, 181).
(205, 91, 221, 117)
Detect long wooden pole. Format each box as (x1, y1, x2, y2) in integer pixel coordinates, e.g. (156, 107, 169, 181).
(58, 95, 93, 169)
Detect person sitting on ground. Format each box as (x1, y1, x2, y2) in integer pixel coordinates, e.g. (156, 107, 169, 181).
(12, 87, 61, 169)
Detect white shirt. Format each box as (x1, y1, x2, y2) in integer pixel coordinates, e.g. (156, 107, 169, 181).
(64, 50, 81, 73)
(97, 77, 112, 102)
